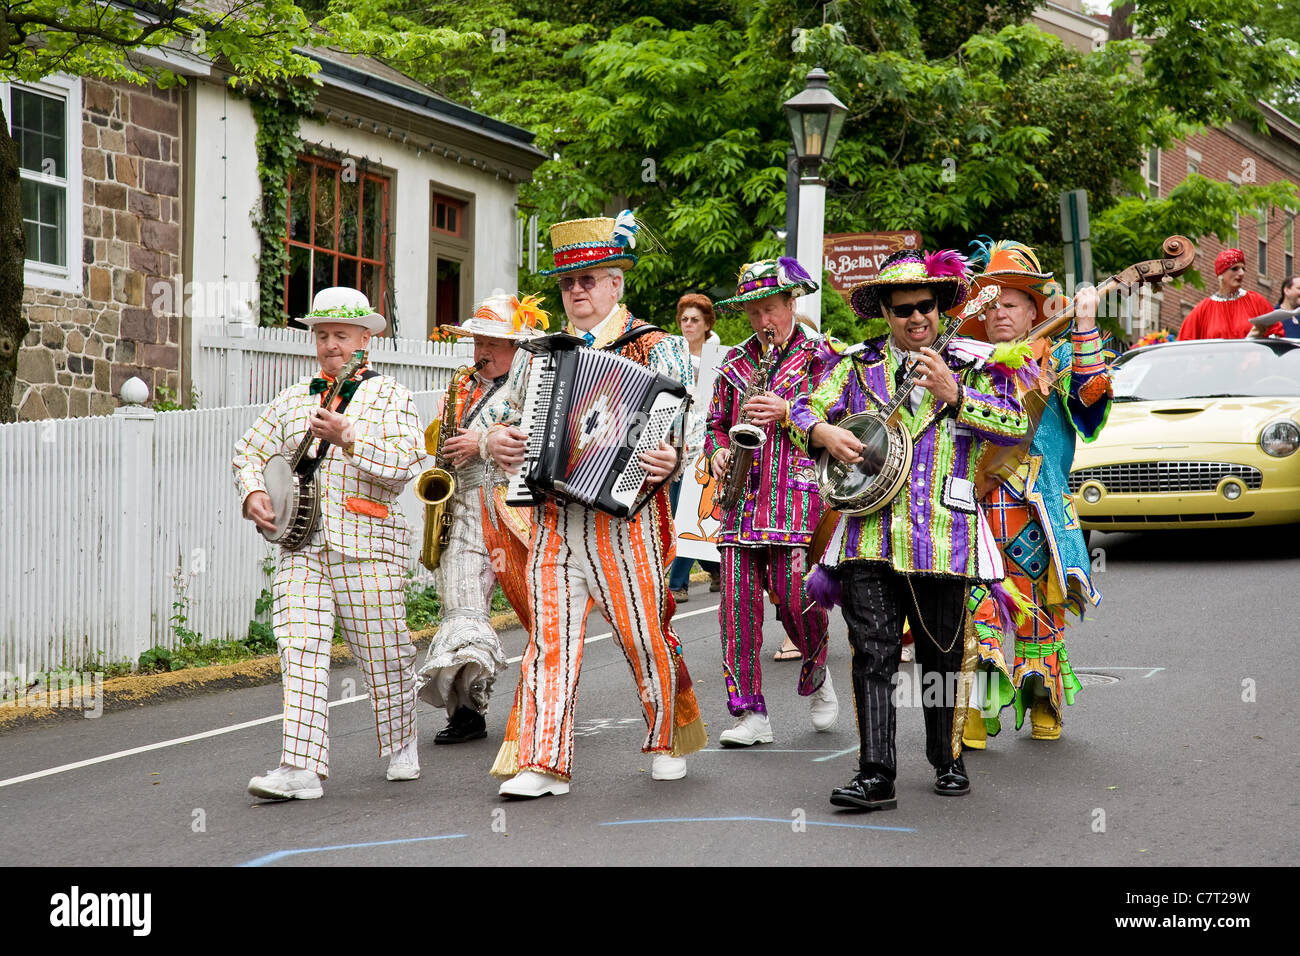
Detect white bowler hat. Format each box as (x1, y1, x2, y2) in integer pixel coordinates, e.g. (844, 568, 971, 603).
(300, 287, 386, 334)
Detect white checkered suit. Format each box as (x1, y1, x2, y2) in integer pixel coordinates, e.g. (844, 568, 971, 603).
(233, 373, 427, 778)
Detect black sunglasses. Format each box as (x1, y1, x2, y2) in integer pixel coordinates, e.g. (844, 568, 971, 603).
(557, 274, 602, 293)
(889, 298, 938, 319)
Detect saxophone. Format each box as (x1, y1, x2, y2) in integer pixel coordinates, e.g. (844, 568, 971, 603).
(417, 358, 488, 571)
(716, 328, 778, 514)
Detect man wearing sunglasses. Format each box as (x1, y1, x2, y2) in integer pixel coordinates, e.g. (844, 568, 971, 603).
(788, 249, 1028, 811)
(481, 213, 707, 799)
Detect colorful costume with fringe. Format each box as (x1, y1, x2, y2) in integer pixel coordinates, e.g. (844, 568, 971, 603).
(974, 328, 1111, 732)
(485, 307, 707, 781)
(789, 330, 1027, 777)
(417, 371, 534, 719)
(705, 323, 829, 716)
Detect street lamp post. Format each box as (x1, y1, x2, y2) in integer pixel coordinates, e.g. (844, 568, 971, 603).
(783, 67, 847, 328)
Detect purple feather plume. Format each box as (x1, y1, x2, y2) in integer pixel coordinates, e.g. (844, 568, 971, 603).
(805, 564, 842, 610)
(923, 248, 970, 279)
(777, 256, 813, 285)
(989, 581, 1021, 638)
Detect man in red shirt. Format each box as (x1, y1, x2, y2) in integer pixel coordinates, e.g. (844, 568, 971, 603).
(1178, 249, 1283, 340)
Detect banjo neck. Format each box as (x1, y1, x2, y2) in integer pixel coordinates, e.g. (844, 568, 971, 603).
(883, 312, 965, 419)
(292, 349, 368, 471)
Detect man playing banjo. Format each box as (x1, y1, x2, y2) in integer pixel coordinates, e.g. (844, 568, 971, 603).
(233, 287, 426, 800)
(789, 249, 1028, 811)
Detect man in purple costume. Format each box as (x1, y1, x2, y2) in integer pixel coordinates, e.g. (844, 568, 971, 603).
(789, 249, 1027, 810)
(706, 258, 836, 746)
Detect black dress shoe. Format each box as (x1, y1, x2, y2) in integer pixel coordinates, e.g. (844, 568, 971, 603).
(434, 706, 487, 745)
(934, 757, 971, 795)
(829, 773, 897, 811)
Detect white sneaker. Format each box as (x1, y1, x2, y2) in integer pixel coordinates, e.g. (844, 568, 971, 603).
(386, 739, 420, 781)
(498, 769, 570, 799)
(718, 711, 774, 747)
(810, 673, 838, 732)
(651, 754, 687, 780)
(247, 764, 323, 801)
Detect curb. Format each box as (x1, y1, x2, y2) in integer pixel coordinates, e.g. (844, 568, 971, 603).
(0, 609, 522, 736)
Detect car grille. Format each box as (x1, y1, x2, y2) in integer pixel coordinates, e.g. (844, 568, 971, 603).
(1068, 461, 1263, 494)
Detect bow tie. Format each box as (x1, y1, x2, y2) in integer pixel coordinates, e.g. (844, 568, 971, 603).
(581, 331, 596, 346)
(894, 362, 909, 391)
(310, 376, 362, 402)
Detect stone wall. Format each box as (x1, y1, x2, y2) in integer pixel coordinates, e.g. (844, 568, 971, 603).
(15, 78, 182, 420)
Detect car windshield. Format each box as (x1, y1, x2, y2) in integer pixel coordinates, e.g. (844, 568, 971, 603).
(1112, 341, 1300, 400)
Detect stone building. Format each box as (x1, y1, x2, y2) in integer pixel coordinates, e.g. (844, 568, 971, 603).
(5, 46, 544, 420)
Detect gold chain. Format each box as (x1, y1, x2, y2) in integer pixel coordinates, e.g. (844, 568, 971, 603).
(904, 573, 964, 654)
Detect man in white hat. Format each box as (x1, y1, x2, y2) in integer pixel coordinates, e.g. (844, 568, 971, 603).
(233, 287, 426, 800)
(416, 292, 546, 745)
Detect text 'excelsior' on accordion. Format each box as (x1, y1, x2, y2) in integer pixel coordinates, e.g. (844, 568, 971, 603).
(505, 333, 691, 518)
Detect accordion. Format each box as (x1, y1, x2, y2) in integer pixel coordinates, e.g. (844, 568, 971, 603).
(505, 333, 691, 518)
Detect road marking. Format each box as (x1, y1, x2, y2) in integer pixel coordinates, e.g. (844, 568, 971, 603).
(0, 604, 726, 790)
(1075, 666, 1166, 678)
(0, 695, 365, 790)
(239, 833, 467, 867)
(600, 816, 915, 833)
(813, 746, 859, 763)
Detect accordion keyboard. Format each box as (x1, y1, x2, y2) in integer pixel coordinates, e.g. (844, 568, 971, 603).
(504, 349, 553, 506)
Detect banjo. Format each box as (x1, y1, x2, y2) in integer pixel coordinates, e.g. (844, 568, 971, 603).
(814, 312, 969, 517)
(260, 349, 368, 549)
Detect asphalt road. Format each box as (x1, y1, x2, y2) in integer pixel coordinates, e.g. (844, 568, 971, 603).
(1, 527, 1297, 868)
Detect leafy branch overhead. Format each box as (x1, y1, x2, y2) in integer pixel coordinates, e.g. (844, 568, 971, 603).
(359, 0, 1299, 341)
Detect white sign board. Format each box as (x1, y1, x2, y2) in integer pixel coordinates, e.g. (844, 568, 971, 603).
(673, 343, 726, 563)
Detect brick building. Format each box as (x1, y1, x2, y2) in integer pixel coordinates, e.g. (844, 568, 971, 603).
(1037, 0, 1300, 337)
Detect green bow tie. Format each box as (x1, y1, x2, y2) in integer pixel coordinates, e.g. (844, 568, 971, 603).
(309, 377, 362, 402)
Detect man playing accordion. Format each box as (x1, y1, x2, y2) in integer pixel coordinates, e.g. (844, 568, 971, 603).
(483, 212, 707, 798)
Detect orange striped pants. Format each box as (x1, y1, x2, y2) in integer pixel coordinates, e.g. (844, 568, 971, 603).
(516, 500, 677, 780)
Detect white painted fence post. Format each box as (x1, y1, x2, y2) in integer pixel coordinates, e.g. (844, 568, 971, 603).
(224, 301, 252, 408)
(115, 377, 156, 667)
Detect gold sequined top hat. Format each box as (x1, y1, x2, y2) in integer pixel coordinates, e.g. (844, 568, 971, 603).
(540, 209, 643, 276)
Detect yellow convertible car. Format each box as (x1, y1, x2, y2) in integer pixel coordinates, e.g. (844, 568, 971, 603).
(1069, 338, 1300, 530)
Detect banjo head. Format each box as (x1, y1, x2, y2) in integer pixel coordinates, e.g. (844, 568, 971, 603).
(817, 411, 913, 516)
(260, 455, 298, 543)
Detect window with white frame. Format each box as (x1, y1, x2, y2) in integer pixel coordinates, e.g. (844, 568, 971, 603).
(1257, 207, 1269, 276)
(1144, 146, 1160, 197)
(1286, 217, 1294, 278)
(2, 75, 83, 294)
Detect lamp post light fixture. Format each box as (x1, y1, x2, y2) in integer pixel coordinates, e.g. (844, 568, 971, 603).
(783, 67, 847, 327)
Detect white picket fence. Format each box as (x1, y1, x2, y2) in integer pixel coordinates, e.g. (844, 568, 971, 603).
(0, 392, 439, 679)
(195, 322, 473, 407)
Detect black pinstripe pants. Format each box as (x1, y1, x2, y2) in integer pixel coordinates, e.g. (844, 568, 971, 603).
(840, 561, 967, 777)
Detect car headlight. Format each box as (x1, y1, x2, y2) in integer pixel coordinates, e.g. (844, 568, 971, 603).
(1081, 483, 1102, 504)
(1259, 421, 1300, 458)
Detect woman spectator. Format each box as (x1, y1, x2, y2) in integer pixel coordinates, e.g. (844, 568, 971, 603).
(669, 294, 721, 601)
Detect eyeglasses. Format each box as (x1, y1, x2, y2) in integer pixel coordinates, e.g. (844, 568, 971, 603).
(557, 274, 602, 293)
(889, 298, 937, 319)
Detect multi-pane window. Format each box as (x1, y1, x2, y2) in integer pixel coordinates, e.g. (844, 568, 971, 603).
(2, 76, 81, 291)
(432, 194, 465, 237)
(1285, 218, 1294, 279)
(285, 153, 389, 327)
(14, 89, 67, 266)
(1144, 147, 1160, 197)
(1258, 207, 1269, 276)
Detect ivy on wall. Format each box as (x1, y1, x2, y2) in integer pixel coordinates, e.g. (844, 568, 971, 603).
(246, 82, 317, 327)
